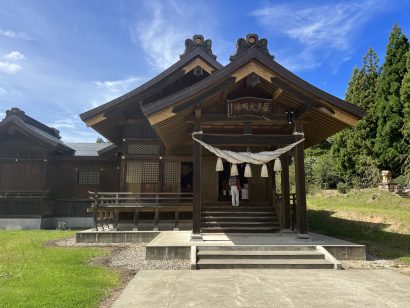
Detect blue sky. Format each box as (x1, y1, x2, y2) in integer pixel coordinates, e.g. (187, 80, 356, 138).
(0, 0, 409, 142)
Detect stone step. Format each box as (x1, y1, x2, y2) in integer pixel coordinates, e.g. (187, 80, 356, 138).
(202, 216, 275, 221)
(197, 250, 325, 259)
(201, 227, 281, 233)
(202, 203, 270, 207)
(202, 211, 276, 216)
(202, 207, 275, 211)
(196, 259, 334, 269)
(202, 221, 279, 227)
(197, 245, 317, 251)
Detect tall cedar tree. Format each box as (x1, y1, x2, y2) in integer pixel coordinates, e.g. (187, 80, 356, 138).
(331, 48, 380, 183)
(401, 50, 410, 141)
(401, 50, 410, 175)
(374, 23, 409, 176)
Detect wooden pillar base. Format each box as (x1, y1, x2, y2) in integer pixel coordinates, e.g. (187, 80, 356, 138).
(296, 233, 310, 239)
(191, 233, 203, 241)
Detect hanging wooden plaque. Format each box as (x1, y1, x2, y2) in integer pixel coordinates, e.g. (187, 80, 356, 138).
(227, 97, 272, 118)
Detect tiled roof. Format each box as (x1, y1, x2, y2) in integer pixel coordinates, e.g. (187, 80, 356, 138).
(66, 143, 114, 156)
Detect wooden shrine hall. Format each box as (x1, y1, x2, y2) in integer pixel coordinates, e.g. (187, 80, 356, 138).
(0, 34, 363, 235)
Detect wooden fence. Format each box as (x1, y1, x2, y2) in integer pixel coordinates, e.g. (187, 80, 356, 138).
(88, 192, 193, 231)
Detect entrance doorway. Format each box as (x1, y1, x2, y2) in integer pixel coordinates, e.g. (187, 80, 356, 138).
(180, 162, 193, 193)
(218, 162, 249, 202)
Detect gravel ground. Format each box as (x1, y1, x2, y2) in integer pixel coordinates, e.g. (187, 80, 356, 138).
(341, 253, 410, 275)
(53, 237, 191, 271)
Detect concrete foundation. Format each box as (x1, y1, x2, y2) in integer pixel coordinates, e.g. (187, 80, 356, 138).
(0, 217, 42, 230)
(41, 217, 93, 229)
(76, 230, 160, 243)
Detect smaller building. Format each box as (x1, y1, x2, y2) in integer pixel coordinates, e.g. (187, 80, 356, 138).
(0, 108, 119, 229)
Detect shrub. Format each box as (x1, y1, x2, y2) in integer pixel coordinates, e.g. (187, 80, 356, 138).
(337, 182, 350, 194)
(56, 221, 67, 231)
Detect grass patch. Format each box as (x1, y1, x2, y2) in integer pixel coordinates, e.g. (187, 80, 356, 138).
(0, 231, 119, 308)
(308, 189, 410, 264)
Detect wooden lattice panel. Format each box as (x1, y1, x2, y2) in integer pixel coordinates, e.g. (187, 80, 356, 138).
(128, 143, 160, 155)
(126, 161, 159, 183)
(164, 161, 181, 183)
(78, 171, 100, 185)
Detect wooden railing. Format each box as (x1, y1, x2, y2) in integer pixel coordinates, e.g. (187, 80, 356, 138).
(0, 191, 49, 198)
(88, 192, 193, 231)
(0, 191, 52, 217)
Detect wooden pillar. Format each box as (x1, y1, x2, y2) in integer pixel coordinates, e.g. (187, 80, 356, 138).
(192, 108, 202, 236)
(119, 138, 127, 192)
(269, 161, 275, 206)
(280, 153, 291, 229)
(294, 122, 308, 236)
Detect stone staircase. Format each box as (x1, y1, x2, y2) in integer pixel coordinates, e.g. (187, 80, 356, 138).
(201, 204, 280, 233)
(395, 191, 410, 199)
(194, 246, 339, 270)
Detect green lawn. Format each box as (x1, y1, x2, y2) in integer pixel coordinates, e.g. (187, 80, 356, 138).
(308, 189, 410, 264)
(0, 231, 119, 308)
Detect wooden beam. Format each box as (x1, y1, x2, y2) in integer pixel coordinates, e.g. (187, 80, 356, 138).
(231, 60, 275, 83)
(244, 121, 252, 135)
(201, 114, 289, 124)
(294, 121, 308, 236)
(192, 108, 202, 235)
(294, 105, 313, 120)
(182, 58, 215, 75)
(172, 77, 236, 113)
(270, 77, 319, 108)
(201, 134, 296, 146)
(272, 88, 283, 101)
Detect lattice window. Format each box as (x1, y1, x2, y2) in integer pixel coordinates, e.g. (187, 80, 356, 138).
(128, 143, 160, 155)
(164, 161, 181, 183)
(126, 161, 159, 183)
(78, 171, 100, 185)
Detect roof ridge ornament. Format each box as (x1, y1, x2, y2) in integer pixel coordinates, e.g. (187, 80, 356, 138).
(180, 34, 217, 60)
(230, 34, 273, 61)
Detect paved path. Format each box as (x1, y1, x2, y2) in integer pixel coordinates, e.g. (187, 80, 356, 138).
(112, 269, 410, 307)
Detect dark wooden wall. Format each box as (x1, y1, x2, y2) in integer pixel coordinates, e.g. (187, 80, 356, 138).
(0, 134, 49, 191)
(47, 160, 120, 199)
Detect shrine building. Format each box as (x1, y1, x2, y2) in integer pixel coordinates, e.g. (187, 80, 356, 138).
(0, 34, 363, 236)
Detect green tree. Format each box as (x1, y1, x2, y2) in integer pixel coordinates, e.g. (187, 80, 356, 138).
(401, 50, 410, 142)
(374, 23, 409, 176)
(96, 137, 105, 143)
(330, 48, 380, 186)
(401, 50, 410, 183)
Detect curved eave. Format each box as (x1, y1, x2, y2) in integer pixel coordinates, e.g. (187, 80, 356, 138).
(80, 47, 223, 124)
(142, 47, 364, 124)
(0, 116, 74, 154)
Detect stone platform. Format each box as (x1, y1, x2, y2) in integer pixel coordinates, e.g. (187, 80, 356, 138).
(76, 229, 366, 261)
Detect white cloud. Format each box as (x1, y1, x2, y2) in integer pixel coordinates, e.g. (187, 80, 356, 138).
(130, 0, 217, 70)
(47, 118, 77, 129)
(0, 112, 5, 120)
(252, 0, 385, 71)
(4, 51, 25, 61)
(0, 29, 33, 40)
(0, 87, 7, 95)
(92, 77, 144, 107)
(0, 61, 22, 74)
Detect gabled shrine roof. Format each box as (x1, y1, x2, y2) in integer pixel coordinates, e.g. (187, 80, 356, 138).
(138, 34, 364, 150)
(0, 108, 74, 154)
(80, 36, 223, 124)
(142, 45, 363, 121)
